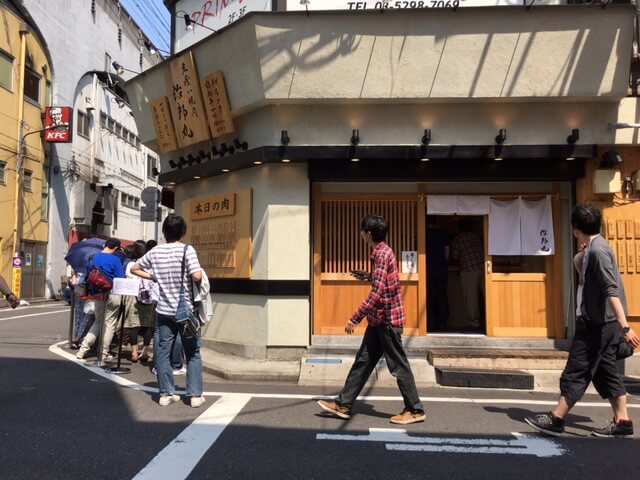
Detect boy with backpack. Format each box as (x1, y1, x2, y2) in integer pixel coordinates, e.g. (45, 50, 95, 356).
(76, 238, 125, 361)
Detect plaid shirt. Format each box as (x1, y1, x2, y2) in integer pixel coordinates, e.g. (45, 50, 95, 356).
(351, 242, 405, 327)
(451, 232, 483, 272)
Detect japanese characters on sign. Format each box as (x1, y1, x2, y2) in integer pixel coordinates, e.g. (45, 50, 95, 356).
(190, 193, 236, 220)
(186, 189, 252, 278)
(150, 97, 179, 153)
(201, 71, 235, 138)
(166, 52, 210, 148)
(44, 106, 72, 143)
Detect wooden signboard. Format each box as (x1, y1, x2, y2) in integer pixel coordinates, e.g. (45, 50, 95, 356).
(201, 71, 234, 138)
(166, 51, 210, 148)
(150, 97, 179, 153)
(185, 189, 252, 279)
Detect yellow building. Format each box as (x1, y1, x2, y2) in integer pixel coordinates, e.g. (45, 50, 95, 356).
(0, 1, 52, 297)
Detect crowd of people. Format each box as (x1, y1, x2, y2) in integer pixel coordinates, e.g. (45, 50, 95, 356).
(68, 214, 206, 408)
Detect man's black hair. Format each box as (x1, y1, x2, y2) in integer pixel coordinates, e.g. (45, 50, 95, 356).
(105, 237, 121, 249)
(361, 215, 388, 243)
(130, 240, 146, 260)
(571, 204, 602, 235)
(145, 239, 157, 251)
(162, 214, 187, 242)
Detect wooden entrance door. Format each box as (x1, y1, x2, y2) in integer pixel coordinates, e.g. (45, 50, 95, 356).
(312, 191, 425, 336)
(484, 196, 564, 338)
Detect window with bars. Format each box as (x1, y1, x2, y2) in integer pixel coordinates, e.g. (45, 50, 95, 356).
(0, 162, 6, 184)
(320, 199, 417, 274)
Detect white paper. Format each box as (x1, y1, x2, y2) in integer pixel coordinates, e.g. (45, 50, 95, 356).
(401, 251, 417, 274)
(111, 278, 140, 296)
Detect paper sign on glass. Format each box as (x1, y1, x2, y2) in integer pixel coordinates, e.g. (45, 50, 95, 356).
(112, 278, 140, 297)
(401, 251, 417, 274)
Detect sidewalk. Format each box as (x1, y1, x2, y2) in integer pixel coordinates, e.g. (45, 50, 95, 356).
(200, 344, 640, 392)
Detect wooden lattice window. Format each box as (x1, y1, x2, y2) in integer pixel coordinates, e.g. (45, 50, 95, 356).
(320, 199, 417, 274)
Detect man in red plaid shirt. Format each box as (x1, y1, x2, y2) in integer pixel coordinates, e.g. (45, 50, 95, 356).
(318, 215, 425, 425)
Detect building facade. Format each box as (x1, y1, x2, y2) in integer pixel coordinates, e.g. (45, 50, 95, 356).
(16, 0, 164, 299)
(0, 0, 53, 298)
(125, 6, 640, 357)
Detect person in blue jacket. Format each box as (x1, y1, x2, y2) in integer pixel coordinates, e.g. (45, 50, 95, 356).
(76, 238, 125, 361)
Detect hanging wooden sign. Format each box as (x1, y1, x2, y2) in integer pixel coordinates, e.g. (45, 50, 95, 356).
(166, 51, 210, 148)
(201, 71, 235, 138)
(150, 97, 179, 153)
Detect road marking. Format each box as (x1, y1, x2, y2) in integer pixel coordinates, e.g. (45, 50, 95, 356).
(134, 394, 250, 480)
(317, 428, 565, 457)
(0, 309, 70, 322)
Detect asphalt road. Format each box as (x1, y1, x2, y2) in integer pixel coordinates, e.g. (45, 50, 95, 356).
(1, 304, 639, 480)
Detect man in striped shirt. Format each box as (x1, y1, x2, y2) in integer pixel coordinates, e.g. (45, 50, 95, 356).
(132, 215, 205, 408)
(318, 215, 425, 425)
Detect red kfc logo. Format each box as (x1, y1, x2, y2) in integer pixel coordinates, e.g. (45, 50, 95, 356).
(44, 106, 72, 143)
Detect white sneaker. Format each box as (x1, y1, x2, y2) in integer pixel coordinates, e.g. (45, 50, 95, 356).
(190, 396, 206, 408)
(158, 394, 181, 406)
(151, 367, 157, 375)
(76, 350, 86, 360)
(173, 366, 187, 375)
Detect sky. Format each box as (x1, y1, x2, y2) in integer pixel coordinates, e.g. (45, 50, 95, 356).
(120, 0, 172, 54)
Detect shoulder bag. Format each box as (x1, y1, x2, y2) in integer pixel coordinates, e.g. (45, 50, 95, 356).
(174, 244, 200, 338)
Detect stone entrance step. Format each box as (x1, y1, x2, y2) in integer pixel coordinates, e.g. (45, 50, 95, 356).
(428, 348, 568, 370)
(436, 367, 535, 390)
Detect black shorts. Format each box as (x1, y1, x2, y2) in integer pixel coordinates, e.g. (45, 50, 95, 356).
(560, 319, 626, 401)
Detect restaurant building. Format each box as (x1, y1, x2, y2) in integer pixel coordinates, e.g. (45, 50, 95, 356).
(124, 6, 640, 358)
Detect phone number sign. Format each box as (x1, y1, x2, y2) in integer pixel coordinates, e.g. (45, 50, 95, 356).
(286, 0, 564, 10)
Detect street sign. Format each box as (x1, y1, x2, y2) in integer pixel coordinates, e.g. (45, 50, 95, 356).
(316, 428, 565, 457)
(141, 187, 159, 205)
(140, 206, 162, 222)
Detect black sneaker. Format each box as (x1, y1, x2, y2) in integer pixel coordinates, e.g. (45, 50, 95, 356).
(524, 412, 565, 436)
(591, 419, 634, 438)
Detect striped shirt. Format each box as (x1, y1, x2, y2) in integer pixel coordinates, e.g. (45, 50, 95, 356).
(135, 243, 201, 316)
(351, 242, 405, 328)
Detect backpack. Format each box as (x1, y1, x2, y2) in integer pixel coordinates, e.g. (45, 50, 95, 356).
(86, 258, 112, 293)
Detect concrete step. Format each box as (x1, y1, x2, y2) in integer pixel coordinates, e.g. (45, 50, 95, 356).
(436, 367, 534, 390)
(428, 348, 568, 370)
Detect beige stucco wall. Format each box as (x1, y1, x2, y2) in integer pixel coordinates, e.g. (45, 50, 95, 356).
(175, 163, 310, 348)
(125, 6, 634, 151)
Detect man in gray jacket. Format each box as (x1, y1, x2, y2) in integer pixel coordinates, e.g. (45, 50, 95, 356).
(525, 204, 640, 438)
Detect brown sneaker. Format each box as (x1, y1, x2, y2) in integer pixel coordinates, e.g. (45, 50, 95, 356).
(390, 410, 426, 425)
(317, 400, 351, 419)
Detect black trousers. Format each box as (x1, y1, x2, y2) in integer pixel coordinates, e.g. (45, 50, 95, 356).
(337, 325, 424, 412)
(560, 319, 626, 402)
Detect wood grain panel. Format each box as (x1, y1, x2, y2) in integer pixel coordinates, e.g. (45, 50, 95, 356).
(313, 194, 420, 335)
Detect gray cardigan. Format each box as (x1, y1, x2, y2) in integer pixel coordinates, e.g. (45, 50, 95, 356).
(581, 235, 627, 324)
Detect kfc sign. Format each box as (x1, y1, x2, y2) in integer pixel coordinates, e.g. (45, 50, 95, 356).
(44, 106, 72, 143)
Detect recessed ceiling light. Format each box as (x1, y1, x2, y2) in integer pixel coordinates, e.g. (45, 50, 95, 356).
(253, 160, 263, 165)
(350, 158, 360, 162)
(281, 159, 290, 163)
(222, 168, 230, 172)
(193, 176, 201, 179)
(420, 158, 430, 162)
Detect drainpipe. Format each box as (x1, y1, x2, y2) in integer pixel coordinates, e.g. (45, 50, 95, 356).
(12, 24, 28, 259)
